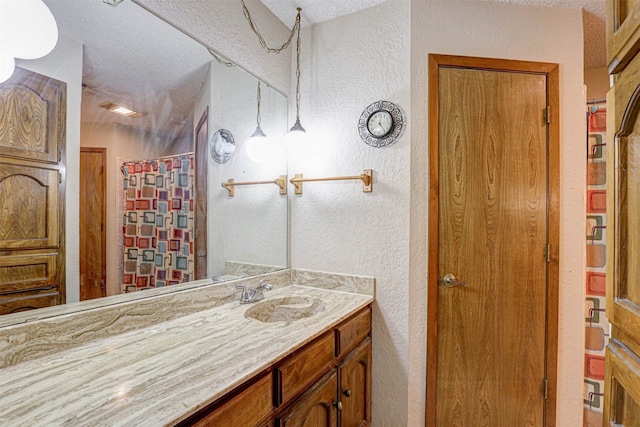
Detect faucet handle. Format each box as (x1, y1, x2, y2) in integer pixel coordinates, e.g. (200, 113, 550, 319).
(236, 285, 249, 301)
(257, 279, 273, 290)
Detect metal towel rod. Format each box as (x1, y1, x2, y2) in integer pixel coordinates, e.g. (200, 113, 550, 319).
(221, 175, 287, 197)
(289, 169, 373, 195)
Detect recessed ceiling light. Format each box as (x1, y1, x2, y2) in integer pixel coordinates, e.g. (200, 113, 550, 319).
(99, 102, 147, 118)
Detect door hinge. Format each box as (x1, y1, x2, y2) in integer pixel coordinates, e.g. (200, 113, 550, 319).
(544, 106, 551, 124)
(543, 379, 548, 399)
(544, 244, 551, 263)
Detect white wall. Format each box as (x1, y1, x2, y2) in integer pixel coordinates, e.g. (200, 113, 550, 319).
(16, 34, 83, 304)
(410, 2, 585, 426)
(207, 61, 288, 276)
(136, 0, 291, 95)
(289, 3, 412, 425)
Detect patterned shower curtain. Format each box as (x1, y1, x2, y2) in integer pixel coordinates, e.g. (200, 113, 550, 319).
(121, 153, 195, 291)
(583, 103, 608, 426)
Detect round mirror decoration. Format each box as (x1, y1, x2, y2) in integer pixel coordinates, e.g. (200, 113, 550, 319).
(358, 100, 404, 148)
(209, 129, 236, 164)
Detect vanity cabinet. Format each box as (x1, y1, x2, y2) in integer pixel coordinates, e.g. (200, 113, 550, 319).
(337, 339, 371, 427)
(190, 372, 273, 427)
(176, 305, 371, 427)
(277, 370, 339, 427)
(605, 1, 640, 424)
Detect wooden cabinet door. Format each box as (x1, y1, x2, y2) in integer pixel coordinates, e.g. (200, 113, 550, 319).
(0, 162, 59, 249)
(277, 370, 338, 427)
(0, 66, 64, 164)
(607, 0, 640, 73)
(0, 66, 66, 314)
(338, 338, 371, 427)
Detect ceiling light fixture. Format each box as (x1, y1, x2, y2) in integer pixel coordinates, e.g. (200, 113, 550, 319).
(0, 0, 58, 84)
(99, 102, 147, 118)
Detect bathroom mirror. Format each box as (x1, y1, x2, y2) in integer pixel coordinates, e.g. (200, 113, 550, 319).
(0, 0, 288, 321)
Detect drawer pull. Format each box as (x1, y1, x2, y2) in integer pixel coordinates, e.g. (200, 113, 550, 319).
(343, 389, 352, 397)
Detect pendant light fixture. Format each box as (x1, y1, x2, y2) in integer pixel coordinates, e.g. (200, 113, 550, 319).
(240, 2, 308, 147)
(0, 0, 58, 83)
(246, 81, 270, 162)
(284, 8, 308, 146)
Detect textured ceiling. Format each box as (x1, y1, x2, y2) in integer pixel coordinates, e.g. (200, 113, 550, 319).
(261, 0, 607, 69)
(44, 0, 213, 139)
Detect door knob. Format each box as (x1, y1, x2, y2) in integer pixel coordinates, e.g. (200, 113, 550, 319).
(442, 274, 467, 288)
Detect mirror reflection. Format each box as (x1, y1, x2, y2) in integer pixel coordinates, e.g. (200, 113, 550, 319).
(0, 0, 288, 318)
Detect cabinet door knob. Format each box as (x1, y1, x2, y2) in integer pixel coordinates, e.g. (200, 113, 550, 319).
(336, 401, 343, 410)
(343, 389, 352, 397)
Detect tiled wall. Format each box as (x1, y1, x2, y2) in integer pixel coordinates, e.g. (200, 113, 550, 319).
(583, 105, 608, 427)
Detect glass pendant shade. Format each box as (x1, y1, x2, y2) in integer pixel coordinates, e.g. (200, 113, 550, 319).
(246, 124, 270, 162)
(284, 118, 308, 146)
(0, 0, 58, 83)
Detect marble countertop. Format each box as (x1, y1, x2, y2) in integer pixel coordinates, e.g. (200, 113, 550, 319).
(0, 285, 372, 426)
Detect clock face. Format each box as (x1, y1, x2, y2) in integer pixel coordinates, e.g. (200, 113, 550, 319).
(367, 110, 393, 137)
(358, 100, 404, 148)
(209, 129, 235, 164)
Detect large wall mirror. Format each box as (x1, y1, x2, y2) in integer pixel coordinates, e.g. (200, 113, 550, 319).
(0, 0, 288, 321)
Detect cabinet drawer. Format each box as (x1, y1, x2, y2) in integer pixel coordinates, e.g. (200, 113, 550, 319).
(335, 307, 371, 358)
(0, 290, 59, 315)
(276, 331, 335, 406)
(190, 372, 273, 427)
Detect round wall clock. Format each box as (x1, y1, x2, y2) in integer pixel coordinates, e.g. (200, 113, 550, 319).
(209, 129, 236, 164)
(358, 100, 404, 148)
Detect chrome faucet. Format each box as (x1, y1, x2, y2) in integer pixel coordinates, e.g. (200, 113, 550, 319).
(236, 279, 273, 304)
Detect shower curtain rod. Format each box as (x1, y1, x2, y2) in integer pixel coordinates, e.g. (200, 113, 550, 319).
(587, 98, 606, 105)
(121, 151, 194, 166)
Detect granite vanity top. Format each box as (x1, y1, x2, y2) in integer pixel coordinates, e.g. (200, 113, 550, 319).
(0, 284, 373, 426)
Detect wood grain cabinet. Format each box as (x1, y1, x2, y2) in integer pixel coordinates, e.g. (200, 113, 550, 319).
(175, 306, 372, 427)
(337, 339, 371, 427)
(277, 370, 339, 427)
(0, 66, 66, 314)
(606, 1, 640, 423)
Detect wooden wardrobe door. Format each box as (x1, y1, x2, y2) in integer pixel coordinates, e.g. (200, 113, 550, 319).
(0, 67, 66, 315)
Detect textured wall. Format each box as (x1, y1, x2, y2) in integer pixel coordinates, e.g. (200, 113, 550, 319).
(207, 61, 288, 277)
(16, 34, 83, 304)
(136, 0, 291, 95)
(410, 2, 585, 425)
(289, 2, 412, 425)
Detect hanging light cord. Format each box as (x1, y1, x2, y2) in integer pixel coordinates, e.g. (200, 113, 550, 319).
(256, 81, 262, 127)
(207, 48, 235, 67)
(240, 0, 301, 54)
(293, 11, 301, 123)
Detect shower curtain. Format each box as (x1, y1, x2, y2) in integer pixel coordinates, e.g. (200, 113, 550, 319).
(584, 102, 608, 426)
(121, 153, 195, 291)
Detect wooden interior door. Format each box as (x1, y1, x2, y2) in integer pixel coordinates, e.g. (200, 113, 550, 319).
(0, 66, 66, 314)
(427, 55, 559, 426)
(194, 107, 208, 280)
(80, 148, 106, 300)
